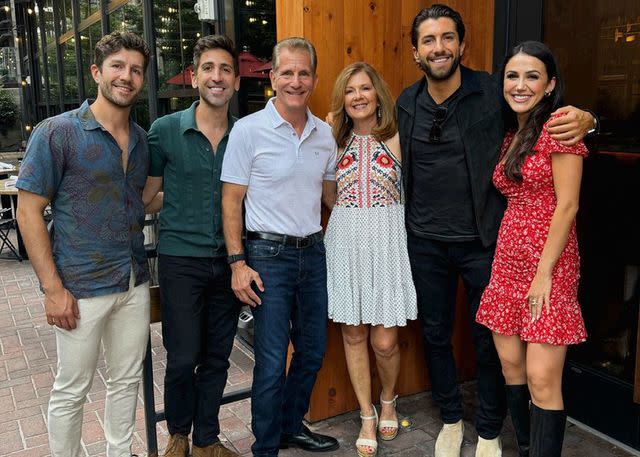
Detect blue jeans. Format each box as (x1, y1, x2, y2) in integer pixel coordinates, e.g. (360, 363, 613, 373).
(246, 239, 328, 457)
(407, 235, 507, 439)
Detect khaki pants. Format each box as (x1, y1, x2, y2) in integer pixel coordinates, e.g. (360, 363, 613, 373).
(48, 272, 150, 457)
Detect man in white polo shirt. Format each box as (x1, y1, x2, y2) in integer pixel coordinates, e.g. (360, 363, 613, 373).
(220, 37, 338, 457)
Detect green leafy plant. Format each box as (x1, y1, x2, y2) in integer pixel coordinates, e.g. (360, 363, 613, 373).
(0, 88, 18, 137)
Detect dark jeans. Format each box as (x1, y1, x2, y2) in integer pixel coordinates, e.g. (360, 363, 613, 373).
(407, 234, 506, 439)
(247, 239, 328, 457)
(158, 254, 240, 447)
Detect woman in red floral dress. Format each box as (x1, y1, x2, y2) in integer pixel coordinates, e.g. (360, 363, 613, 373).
(475, 41, 588, 457)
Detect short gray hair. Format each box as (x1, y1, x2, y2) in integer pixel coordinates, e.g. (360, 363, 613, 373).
(272, 37, 317, 74)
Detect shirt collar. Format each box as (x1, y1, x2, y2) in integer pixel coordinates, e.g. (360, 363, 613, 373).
(77, 99, 143, 152)
(77, 99, 103, 131)
(266, 97, 316, 133)
(180, 100, 236, 136)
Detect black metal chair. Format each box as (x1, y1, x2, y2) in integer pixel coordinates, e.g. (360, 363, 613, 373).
(0, 208, 22, 261)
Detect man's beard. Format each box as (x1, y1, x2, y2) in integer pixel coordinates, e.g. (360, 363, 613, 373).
(418, 53, 461, 81)
(99, 80, 140, 108)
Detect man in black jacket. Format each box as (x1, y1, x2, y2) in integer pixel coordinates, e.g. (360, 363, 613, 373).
(398, 5, 595, 457)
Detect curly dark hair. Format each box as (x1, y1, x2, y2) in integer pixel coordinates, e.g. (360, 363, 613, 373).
(94, 31, 150, 72)
(501, 41, 564, 182)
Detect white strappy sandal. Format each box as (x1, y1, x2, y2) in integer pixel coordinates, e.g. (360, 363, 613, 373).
(356, 405, 378, 457)
(378, 394, 399, 441)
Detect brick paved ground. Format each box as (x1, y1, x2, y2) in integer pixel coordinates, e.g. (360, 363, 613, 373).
(0, 252, 637, 456)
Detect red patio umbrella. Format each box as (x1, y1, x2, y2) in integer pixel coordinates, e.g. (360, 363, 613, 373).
(166, 65, 194, 85)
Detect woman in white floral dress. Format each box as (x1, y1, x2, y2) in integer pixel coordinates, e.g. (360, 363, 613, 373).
(325, 62, 417, 457)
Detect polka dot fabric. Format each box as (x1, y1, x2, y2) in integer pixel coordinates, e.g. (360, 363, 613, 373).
(326, 134, 417, 328)
(476, 116, 588, 345)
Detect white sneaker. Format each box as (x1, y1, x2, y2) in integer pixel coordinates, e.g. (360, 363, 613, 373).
(475, 436, 502, 457)
(435, 420, 464, 457)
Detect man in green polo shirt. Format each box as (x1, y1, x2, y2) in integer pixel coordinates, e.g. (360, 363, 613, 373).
(142, 35, 241, 457)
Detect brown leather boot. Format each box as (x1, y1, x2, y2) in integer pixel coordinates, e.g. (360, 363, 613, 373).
(192, 442, 240, 457)
(164, 433, 189, 457)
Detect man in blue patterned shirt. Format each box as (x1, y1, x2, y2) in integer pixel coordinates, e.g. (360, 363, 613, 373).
(16, 32, 151, 457)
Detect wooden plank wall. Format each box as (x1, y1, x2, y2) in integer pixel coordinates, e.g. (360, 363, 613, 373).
(275, 0, 495, 421)
(275, 0, 495, 119)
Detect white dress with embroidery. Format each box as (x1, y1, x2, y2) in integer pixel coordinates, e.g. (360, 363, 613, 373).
(325, 133, 417, 327)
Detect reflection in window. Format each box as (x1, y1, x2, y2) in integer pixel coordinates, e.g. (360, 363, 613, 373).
(0, 5, 18, 85)
(545, 1, 640, 385)
(109, 1, 143, 35)
(236, 0, 275, 60)
(47, 50, 59, 108)
(57, 0, 73, 34)
(155, 0, 200, 113)
(42, 0, 56, 44)
(62, 41, 79, 104)
(545, 1, 640, 152)
(81, 22, 103, 100)
(79, 0, 100, 21)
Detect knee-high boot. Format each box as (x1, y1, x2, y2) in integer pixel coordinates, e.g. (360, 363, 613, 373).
(530, 403, 566, 457)
(505, 385, 530, 456)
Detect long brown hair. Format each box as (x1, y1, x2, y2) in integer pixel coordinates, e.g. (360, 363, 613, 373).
(330, 62, 397, 148)
(502, 41, 564, 182)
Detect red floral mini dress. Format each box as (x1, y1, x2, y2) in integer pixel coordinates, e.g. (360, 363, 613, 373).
(475, 119, 588, 345)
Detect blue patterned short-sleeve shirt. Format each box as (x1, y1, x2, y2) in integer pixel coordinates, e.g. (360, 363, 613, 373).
(17, 100, 150, 299)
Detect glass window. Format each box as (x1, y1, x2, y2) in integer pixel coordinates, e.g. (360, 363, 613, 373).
(0, 2, 18, 86)
(79, 0, 100, 21)
(236, 0, 276, 60)
(46, 49, 60, 108)
(57, 0, 73, 33)
(109, 1, 143, 35)
(42, 0, 56, 44)
(544, 1, 640, 152)
(81, 22, 103, 100)
(544, 1, 640, 385)
(32, 10, 46, 106)
(236, 0, 276, 116)
(155, 1, 200, 113)
(61, 41, 79, 105)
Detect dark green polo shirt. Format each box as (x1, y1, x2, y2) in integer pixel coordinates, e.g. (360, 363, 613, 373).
(148, 101, 234, 257)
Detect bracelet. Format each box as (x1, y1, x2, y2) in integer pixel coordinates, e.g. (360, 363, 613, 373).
(226, 253, 245, 265)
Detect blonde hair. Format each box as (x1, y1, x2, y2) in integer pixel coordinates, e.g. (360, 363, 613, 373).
(330, 62, 397, 148)
(272, 37, 317, 74)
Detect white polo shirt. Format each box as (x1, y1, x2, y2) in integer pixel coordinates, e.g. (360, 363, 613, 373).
(221, 98, 336, 237)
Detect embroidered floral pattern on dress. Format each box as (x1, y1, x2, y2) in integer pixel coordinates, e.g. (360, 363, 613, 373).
(335, 133, 401, 208)
(476, 116, 589, 345)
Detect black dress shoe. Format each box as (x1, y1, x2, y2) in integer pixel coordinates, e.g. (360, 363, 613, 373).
(279, 425, 339, 452)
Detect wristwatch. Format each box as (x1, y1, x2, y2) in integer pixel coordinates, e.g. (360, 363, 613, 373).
(586, 110, 599, 135)
(226, 253, 245, 265)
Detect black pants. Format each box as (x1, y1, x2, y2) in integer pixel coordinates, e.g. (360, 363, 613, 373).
(407, 234, 506, 439)
(159, 254, 240, 447)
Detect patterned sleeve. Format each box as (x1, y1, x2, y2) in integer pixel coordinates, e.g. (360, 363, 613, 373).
(540, 114, 589, 157)
(16, 118, 66, 201)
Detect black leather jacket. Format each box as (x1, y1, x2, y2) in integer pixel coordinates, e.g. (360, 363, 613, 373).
(397, 66, 506, 247)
